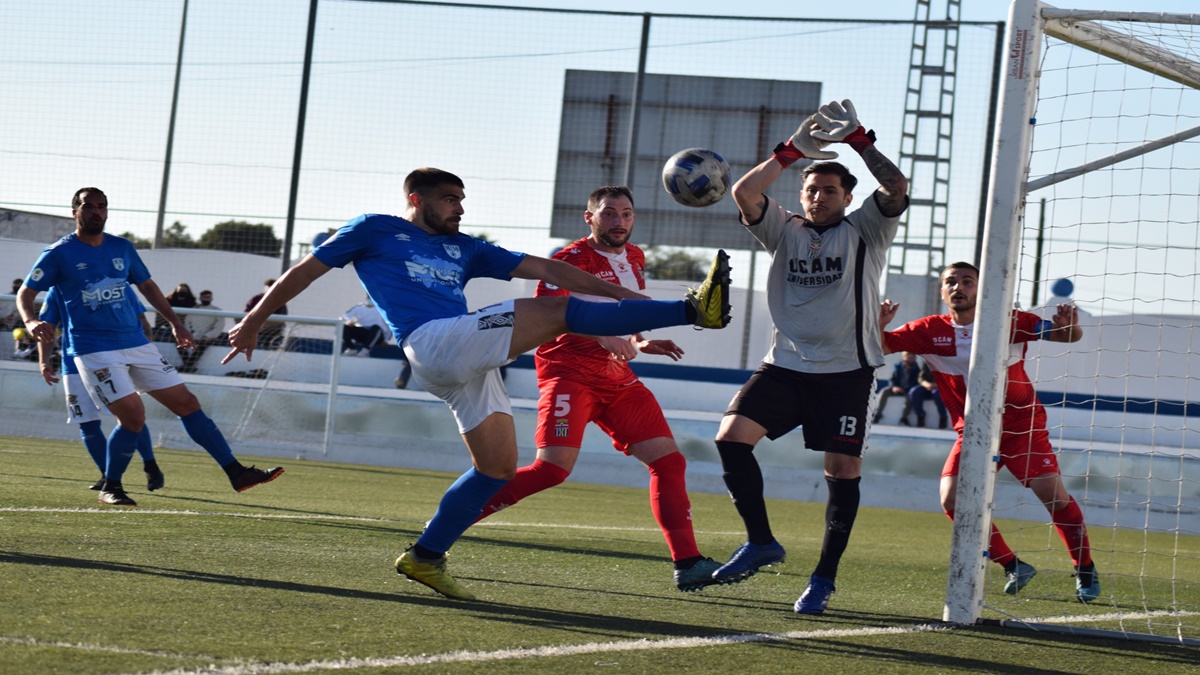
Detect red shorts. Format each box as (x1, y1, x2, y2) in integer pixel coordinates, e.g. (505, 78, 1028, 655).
(534, 377, 672, 454)
(942, 427, 1061, 486)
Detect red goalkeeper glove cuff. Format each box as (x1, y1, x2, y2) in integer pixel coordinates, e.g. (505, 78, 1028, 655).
(844, 126, 877, 154)
(772, 140, 806, 168)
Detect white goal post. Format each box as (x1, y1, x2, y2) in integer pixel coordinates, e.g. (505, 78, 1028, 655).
(951, 0, 1200, 645)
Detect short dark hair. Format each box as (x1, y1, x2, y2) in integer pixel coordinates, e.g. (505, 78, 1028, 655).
(200, 289, 213, 296)
(72, 187, 106, 210)
(800, 162, 858, 194)
(942, 261, 979, 278)
(587, 185, 634, 212)
(404, 168, 464, 196)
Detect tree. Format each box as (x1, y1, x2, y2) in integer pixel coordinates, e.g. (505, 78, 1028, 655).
(643, 246, 708, 282)
(162, 221, 196, 249)
(197, 220, 282, 257)
(118, 231, 153, 249)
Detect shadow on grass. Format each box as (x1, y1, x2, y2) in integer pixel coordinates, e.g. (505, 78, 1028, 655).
(0, 549, 759, 640)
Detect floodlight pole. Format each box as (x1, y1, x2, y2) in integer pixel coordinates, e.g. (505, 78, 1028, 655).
(621, 13, 651, 188)
(282, 0, 319, 272)
(154, 0, 188, 249)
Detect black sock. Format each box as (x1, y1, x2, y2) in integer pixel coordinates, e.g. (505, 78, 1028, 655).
(683, 302, 697, 324)
(674, 555, 705, 571)
(1004, 557, 1022, 574)
(716, 440, 773, 545)
(413, 544, 442, 560)
(813, 475, 861, 581)
(221, 460, 243, 479)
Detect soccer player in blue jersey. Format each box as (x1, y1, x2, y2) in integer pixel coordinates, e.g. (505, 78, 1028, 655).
(38, 285, 164, 491)
(17, 187, 283, 507)
(223, 167, 731, 601)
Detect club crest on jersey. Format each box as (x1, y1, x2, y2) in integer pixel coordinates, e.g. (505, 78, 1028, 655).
(442, 244, 461, 259)
(94, 368, 110, 381)
(554, 419, 569, 438)
(112, 258, 124, 271)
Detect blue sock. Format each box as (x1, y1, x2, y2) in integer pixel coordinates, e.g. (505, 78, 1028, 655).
(179, 410, 236, 467)
(416, 468, 509, 556)
(563, 296, 689, 335)
(104, 425, 139, 481)
(79, 420, 106, 473)
(136, 426, 156, 462)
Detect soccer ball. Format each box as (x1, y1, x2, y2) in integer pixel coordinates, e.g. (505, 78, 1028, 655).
(661, 148, 731, 207)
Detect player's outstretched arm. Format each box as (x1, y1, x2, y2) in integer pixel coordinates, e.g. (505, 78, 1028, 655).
(511, 255, 649, 301)
(1045, 303, 1083, 343)
(879, 300, 900, 355)
(224, 254, 332, 363)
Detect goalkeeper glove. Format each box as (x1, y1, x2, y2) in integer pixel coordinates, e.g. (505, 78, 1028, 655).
(812, 99, 877, 154)
(772, 113, 838, 168)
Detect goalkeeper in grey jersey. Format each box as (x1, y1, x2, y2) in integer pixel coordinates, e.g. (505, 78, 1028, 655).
(710, 100, 909, 615)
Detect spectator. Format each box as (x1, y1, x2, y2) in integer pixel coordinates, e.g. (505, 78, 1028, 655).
(909, 360, 948, 428)
(872, 351, 921, 424)
(154, 283, 196, 341)
(179, 289, 225, 373)
(244, 279, 287, 349)
(1, 278, 21, 331)
(341, 295, 392, 356)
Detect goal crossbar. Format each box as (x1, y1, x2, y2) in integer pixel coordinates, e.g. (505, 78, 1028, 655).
(1045, 14, 1200, 89)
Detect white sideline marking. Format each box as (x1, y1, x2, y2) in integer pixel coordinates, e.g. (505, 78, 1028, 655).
(0, 507, 744, 535)
(146, 623, 954, 674)
(0, 635, 223, 661)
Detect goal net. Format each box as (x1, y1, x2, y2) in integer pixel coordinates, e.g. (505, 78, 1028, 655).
(951, 0, 1200, 645)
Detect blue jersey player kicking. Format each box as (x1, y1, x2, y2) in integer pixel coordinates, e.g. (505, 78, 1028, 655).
(18, 187, 283, 507)
(224, 167, 731, 601)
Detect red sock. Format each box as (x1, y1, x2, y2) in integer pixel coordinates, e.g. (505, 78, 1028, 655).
(647, 452, 700, 561)
(945, 509, 1015, 567)
(475, 458, 569, 523)
(1050, 496, 1092, 567)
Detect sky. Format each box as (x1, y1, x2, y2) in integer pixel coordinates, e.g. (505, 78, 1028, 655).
(2, 0, 1198, 315)
(439, 1, 1200, 22)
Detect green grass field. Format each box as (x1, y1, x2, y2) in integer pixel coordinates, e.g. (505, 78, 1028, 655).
(1, 437, 1196, 674)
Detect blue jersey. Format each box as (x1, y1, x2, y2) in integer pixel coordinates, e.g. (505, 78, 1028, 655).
(40, 285, 148, 375)
(313, 214, 525, 343)
(24, 233, 152, 356)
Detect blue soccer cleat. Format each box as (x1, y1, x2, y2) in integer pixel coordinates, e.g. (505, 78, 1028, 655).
(794, 575, 836, 615)
(711, 540, 786, 583)
(1075, 563, 1101, 603)
(1003, 560, 1037, 595)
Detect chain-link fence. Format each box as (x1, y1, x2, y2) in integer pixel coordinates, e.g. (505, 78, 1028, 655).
(1, 1, 1001, 293)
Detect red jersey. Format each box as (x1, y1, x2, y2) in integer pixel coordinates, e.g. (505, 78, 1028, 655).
(883, 311, 1053, 435)
(534, 238, 646, 387)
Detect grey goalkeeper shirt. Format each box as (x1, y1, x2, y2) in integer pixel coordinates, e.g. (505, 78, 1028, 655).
(744, 192, 903, 374)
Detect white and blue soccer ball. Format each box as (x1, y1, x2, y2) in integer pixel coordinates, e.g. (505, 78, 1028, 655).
(661, 147, 731, 208)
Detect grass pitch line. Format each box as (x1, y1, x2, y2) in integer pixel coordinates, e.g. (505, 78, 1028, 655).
(151, 623, 954, 674)
(0, 635, 219, 661)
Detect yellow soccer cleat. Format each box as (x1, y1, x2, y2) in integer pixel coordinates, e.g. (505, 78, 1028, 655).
(685, 249, 732, 329)
(394, 548, 476, 601)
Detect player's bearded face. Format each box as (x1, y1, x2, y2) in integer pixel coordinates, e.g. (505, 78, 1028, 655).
(419, 186, 465, 236)
(587, 196, 634, 249)
(73, 193, 108, 235)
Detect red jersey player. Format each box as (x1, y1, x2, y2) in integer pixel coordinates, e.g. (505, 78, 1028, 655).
(476, 185, 725, 592)
(881, 261, 1100, 602)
